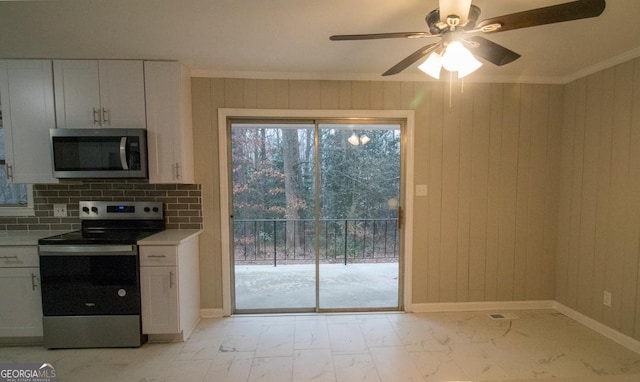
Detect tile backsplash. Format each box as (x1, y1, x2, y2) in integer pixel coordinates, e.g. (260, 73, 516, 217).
(0, 180, 202, 231)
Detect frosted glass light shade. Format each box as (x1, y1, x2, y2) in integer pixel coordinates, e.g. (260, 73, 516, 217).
(438, 40, 483, 78)
(418, 52, 443, 79)
(457, 53, 482, 78)
(441, 41, 467, 71)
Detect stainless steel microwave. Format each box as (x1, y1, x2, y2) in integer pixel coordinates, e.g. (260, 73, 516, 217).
(50, 128, 148, 179)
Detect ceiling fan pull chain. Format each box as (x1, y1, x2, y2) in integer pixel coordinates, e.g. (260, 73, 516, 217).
(449, 71, 453, 109)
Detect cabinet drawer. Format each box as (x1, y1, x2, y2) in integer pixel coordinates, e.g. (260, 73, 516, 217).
(0, 246, 39, 268)
(140, 246, 177, 266)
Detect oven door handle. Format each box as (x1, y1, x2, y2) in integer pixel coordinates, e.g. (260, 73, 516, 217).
(38, 245, 136, 256)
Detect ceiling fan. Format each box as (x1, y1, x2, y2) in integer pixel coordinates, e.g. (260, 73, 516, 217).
(330, 0, 606, 78)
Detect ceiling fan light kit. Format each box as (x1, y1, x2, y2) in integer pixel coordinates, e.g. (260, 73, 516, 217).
(330, 0, 606, 79)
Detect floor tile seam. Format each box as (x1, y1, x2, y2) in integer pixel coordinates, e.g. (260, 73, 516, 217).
(248, 354, 295, 382)
(291, 349, 339, 382)
(415, 351, 473, 382)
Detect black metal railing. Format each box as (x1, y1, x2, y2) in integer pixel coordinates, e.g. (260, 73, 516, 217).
(233, 218, 399, 266)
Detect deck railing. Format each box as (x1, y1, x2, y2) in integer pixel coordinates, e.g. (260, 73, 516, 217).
(233, 218, 399, 266)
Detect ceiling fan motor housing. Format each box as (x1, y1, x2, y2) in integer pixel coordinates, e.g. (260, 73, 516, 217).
(426, 5, 481, 34)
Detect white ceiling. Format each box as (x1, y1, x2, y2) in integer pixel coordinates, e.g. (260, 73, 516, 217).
(0, 0, 639, 83)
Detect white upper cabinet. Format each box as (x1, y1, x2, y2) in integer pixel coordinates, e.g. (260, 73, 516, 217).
(144, 61, 194, 183)
(53, 60, 146, 128)
(0, 59, 57, 184)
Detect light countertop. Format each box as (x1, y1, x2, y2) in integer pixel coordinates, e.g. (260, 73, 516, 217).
(0, 230, 73, 246)
(137, 229, 202, 245)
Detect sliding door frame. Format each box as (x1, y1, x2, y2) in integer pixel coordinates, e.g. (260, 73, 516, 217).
(218, 108, 415, 316)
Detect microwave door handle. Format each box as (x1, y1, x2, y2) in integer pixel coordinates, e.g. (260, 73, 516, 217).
(119, 137, 129, 170)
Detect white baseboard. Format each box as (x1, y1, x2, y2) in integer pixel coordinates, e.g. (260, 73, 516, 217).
(411, 300, 555, 313)
(553, 302, 640, 354)
(411, 300, 640, 355)
(201, 308, 225, 318)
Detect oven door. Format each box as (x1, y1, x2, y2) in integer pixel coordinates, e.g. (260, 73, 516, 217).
(38, 245, 141, 316)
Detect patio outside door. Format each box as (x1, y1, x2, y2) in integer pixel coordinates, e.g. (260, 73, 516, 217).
(230, 119, 402, 313)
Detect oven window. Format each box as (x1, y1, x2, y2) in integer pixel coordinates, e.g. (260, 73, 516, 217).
(40, 255, 141, 316)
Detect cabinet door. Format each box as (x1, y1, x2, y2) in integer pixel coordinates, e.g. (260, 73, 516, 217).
(53, 60, 101, 128)
(0, 60, 57, 183)
(0, 268, 43, 337)
(144, 61, 194, 183)
(98, 60, 146, 128)
(140, 266, 179, 334)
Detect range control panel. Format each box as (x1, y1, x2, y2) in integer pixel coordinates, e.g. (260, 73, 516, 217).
(79, 201, 163, 220)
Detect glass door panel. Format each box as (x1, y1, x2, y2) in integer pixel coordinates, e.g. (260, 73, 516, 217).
(231, 122, 316, 312)
(317, 123, 401, 310)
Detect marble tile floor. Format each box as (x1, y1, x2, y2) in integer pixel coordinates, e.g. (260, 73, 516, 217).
(2, 309, 640, 382)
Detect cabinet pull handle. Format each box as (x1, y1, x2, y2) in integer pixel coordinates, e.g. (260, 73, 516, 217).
(169, 271, 174, 289)
(93, 107, 101, 125)
(102, 108, 111, 126)
(6, 164, 13, 181)
(31, 273, 38, 291)
(147, 255, 166, 258)
(0, 256, 19, 260)
(175, 162, 181, 180)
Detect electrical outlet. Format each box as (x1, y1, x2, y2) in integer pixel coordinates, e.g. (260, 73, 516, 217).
(53, 203, 67, 217)
(603, 291, 612, 307)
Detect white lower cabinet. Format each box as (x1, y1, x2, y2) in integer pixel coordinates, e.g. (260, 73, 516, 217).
(140, 234, 200, 341)
(0, 247, 43, 337)
(140, 265, 180, 334)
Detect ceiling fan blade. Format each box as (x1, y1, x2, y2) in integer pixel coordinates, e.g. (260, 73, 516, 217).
(465, 36, 521, 66)
(439, 0, 472, 23)
(476, 0, 606, 33)
(330, 32, 433, 41)
(382, 43, 441, 76)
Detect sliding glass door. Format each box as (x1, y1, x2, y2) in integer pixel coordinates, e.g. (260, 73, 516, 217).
(317, 123, 401, 309)
(230, 119, 402, 313)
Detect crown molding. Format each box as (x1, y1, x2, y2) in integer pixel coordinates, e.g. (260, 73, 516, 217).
(189, 68, 565, 84)
(561, 47, 640, 84)
(190, 46, 640, 85)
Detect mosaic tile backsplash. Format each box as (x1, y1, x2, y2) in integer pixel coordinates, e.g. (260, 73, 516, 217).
(0, 180, 202, 231)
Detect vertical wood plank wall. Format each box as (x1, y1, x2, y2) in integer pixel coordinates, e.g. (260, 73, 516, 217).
(557, 57, 640, 340)
(191, 77, 563, 311)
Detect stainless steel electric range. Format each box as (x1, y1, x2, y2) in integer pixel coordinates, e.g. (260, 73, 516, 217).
(38, 201, 165, 349)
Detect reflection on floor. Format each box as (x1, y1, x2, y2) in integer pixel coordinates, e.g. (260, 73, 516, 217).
(235, 263, 399, 310)
(2, 310, 640, 382)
